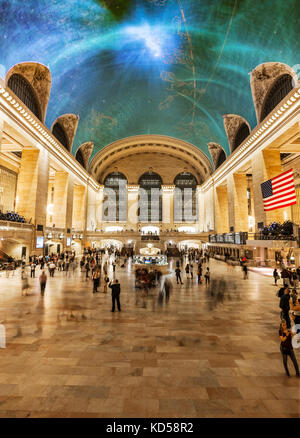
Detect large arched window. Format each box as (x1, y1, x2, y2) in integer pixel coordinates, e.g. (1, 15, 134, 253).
(174, 172, 197, 222)
(138, 172, 162, 222)
(260, 74, 293, 122)
(8, 74, 41, 120)
(216, 149, 226, 169)
(232, 123, 250, 151)
(75, 149, 85, 168)
(52, 122, 69, 150)
(103, 172, 127, 222)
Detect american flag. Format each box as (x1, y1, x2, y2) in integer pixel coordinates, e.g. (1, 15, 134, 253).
(261, 169, 297, 211)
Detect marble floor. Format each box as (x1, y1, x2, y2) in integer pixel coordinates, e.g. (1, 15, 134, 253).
(0, 258, 299, 418)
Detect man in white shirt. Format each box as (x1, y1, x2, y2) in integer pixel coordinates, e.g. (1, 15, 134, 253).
(49, 262, 56, 277)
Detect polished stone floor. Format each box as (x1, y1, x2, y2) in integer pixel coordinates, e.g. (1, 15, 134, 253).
(0, 258, 299, 418)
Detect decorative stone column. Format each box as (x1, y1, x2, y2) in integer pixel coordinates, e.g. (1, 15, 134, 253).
(251, 149, 284, 229)
(96, 185, 104, 230)
(16, 147, 49, 227)
(127, 185, 139, 229)
(161, 185, 175, 228)
(52, 171, 69, 229)
(227, 173, 248, 232)
(215, 185, 229, 233)
(52, 171, 74, 249)
(72, 184, 86, 231)
(197, 186, 204, 232)
(294, 249, 300, 267)
(0, 117, 3, 149)
(15, 147, 49, 256)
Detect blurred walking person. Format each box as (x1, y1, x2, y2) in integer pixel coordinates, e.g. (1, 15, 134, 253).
(21, 269, 29, 296)
(39, 271, 47, 296)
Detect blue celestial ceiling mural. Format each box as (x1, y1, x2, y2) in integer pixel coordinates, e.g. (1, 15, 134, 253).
(0, 0, 299, 161)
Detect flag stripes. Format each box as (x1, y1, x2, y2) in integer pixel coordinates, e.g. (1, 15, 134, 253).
(261, 169, 297, 211)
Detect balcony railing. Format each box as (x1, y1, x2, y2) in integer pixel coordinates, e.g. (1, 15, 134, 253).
(252, 233, 297, 241)
(141, 235, 160, 241)
(0, 220, 33, 231)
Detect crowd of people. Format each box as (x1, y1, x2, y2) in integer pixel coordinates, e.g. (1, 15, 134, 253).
(3, 243, 300, 379)
(19, 248, 128, 312)
(0, 210, 26, 223)
(274, 266, 300, 287)
(277, 275, 300, 377)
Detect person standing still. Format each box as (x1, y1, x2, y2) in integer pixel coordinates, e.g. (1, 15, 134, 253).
(39, 271, 47, 296)
(204, 267, 210, 285)
(109, 279, 121, 312)
(175, 267, 183, 285)
(49, 261, 56, 277)
(280, 287, 291, 329)
(197, 264, 202, 284)
(103, 275, 109, 293)
(85, 262, 90, 281)
(31, 262, 36, 278)
(243, 264, 248, 280)
(185, 264, 189, 279)
(279, 321, 300, 377)
(92, 269, 100, 293)
(273, 268, 279, 285)
(190, 263, 193, 279)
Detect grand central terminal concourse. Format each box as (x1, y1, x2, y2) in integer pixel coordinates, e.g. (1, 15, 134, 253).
(0, 0, 300, 420)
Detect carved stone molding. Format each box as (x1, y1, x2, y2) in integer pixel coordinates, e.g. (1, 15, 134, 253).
(250, 62, 296, 123)
(5, 62, 51, 123)
(223, 114, 251, 153)
(51, 114, 79, 152)
(76, 141, 94, 169)
(293, 169, 300, 180)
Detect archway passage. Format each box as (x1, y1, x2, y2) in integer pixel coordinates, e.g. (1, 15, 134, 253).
(216, 149, 226, 169)
(7, 73, 41, 120)
(260, 74, 293, 122)
(138, 171, 162, 223)
(75, 148, 85, 168)
(232, 123, 250, 151)
(52, 122, 69, 150)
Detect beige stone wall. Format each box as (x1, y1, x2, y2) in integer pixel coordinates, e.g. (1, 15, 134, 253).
(0, 165, 17, 212)
(283, 156, 300, 225)
(0, 240, 30, 260)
